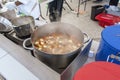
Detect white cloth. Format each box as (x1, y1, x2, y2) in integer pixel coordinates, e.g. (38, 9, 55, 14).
(17, 0, 40, 19)
(46, 0, 54, 3)
(5, 2, 16, 10)
(5, 0, 40, 19)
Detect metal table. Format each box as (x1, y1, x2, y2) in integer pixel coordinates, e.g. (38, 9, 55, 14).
(0, 34, 92, 80)
(0, 34, 60, 80)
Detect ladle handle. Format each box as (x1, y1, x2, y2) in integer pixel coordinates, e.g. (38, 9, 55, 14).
(83, 33, 90, 43)
(23, 38, 34, 50)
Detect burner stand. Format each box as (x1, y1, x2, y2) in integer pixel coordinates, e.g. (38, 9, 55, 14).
(4, 31, 31, 46)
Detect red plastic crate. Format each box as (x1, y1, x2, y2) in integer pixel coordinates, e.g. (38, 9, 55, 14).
(95, 13, 120, 28)
(99, 20, 114, 28)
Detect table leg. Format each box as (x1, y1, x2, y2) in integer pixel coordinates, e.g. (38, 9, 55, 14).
(84, 0, 87, 11)
(77, 0, 81, 17)
(64, 0, 74, 11)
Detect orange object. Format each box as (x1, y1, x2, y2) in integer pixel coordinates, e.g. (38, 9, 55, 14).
(73, 61, 120, 80)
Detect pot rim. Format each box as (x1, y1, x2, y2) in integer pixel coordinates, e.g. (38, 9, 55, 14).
(12, 16, 34, 27)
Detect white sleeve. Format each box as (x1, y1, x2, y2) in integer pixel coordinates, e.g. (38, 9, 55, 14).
(4, 2, 16, 10)
(46, 0, 54, 3)
(18, 0, 30, 4)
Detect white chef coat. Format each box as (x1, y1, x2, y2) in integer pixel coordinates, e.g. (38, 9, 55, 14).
(16, 0, 40, 19)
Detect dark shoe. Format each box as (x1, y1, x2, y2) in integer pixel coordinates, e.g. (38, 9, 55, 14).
(93, 0, 102, 3)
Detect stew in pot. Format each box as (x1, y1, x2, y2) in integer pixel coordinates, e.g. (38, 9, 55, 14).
(34, 33, 81, 54)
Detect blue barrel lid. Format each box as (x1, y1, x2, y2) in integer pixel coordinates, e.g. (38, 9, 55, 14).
(102, 24, 120, 51)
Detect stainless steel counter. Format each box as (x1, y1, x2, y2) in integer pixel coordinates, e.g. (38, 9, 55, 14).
(0, 34, 60, 80)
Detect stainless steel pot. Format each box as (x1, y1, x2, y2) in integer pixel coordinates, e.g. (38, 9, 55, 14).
(0, 9, 16, 21)
(23, 22, 89, 72)
(0, 16, 13, 33)
(11, 16, 35, 38)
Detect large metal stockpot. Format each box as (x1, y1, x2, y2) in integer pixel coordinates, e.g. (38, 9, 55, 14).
(23, 22, 85, 73)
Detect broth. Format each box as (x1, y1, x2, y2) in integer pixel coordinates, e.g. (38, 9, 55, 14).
(34, 33, 81, 54)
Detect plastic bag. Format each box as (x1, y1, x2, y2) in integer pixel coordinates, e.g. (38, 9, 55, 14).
(106, 6, 120, 16)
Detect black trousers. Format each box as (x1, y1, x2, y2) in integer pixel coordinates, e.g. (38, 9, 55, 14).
(48, 0, 64, 22)
(109, 0, 119, 6)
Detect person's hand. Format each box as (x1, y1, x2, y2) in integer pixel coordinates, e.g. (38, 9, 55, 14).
(4, 2, 16, 10)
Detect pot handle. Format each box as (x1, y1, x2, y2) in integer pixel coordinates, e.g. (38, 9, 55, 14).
(107, 52, 120, 63)
(83, 33, 90, 43)
(23, 38, 34, 50)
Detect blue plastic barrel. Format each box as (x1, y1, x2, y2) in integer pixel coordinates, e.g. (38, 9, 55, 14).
(95, 24, 120, 64)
